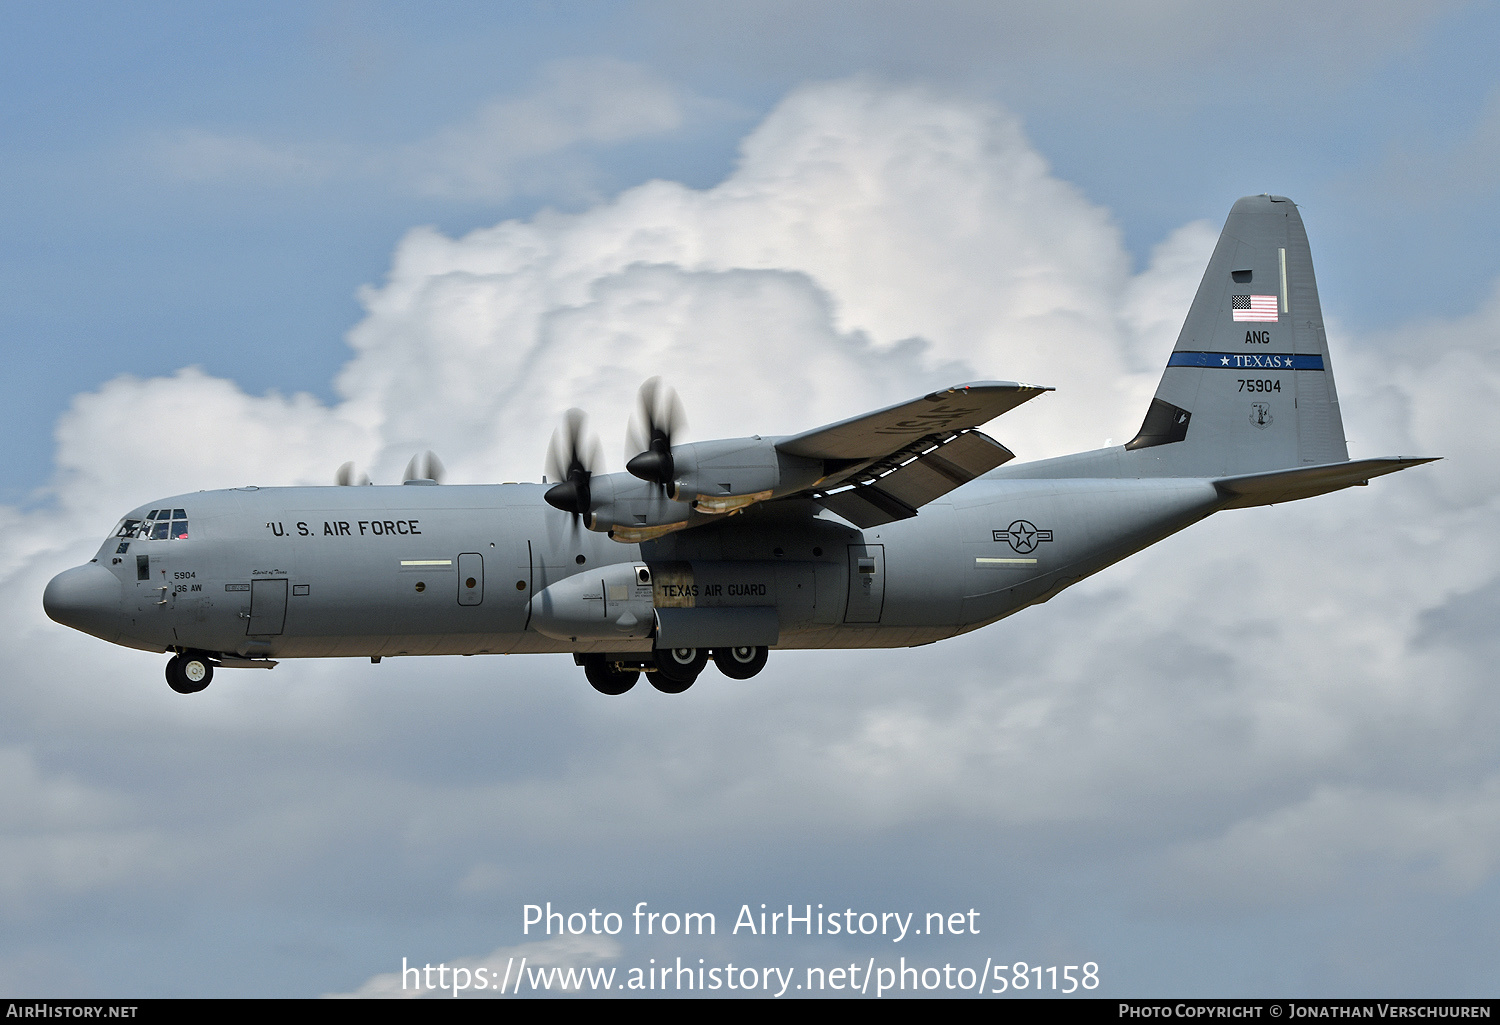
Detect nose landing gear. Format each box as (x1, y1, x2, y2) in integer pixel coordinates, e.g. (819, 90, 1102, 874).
(581, 655, 640, 695)
(165, 653, 213, 694)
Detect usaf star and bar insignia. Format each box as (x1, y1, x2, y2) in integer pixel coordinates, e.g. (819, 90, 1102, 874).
(992, 519, 1053, 554)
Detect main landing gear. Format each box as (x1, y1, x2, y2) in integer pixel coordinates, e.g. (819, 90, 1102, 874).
(165, 652, 214, 694)
(651, 647, 708, 693)
(578, 646, 770, 695)
(582, 656, 640, 696)
(712, 645, 769, 680)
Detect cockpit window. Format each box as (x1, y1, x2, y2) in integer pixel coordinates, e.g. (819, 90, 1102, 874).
(116, 509, 189, 540)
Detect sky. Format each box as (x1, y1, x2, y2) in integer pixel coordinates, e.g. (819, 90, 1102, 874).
(4, 0, 1500, 999)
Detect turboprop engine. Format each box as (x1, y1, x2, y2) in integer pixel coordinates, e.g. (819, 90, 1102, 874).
(544, 380, 827, 542)
(562, 440, 826, 541)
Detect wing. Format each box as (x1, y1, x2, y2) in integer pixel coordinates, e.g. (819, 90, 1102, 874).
(776, 381, 1049, 461)
(776, 381, 1051, 527)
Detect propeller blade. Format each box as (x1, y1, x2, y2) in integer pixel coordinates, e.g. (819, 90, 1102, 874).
(403, 451, 445, 484)
(544, 409, 602, 520)
(625, 377, 686, 486)
(335, 462, 371, 486)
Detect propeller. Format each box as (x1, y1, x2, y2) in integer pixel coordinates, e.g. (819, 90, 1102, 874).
(403, 451, 445, 484)
(544, 409, 603, 521)
(625, 377, 686, 489)
(335, 462, 371, 486)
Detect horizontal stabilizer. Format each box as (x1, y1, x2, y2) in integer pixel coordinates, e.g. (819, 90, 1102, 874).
(1214, 457, 1438, 509)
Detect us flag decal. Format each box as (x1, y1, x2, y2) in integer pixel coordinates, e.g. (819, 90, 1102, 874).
(1232, 295, 1278, 322)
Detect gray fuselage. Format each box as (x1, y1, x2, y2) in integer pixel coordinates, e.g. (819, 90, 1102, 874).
(48, 467, 1223, 662)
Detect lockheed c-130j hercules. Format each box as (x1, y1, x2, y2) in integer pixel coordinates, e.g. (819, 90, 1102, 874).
(44, 196, 1435, 696)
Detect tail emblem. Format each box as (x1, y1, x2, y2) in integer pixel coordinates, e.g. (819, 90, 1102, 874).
(1250, 403, 1274, 429)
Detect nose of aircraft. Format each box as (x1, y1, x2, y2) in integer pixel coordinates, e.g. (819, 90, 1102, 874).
(43, 563, 123, 642)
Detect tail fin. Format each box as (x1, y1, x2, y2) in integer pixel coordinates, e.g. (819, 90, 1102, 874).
(1124, 195, 1348, 476)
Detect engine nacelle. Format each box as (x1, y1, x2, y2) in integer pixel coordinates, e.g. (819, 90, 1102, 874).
(584, 474, 692, 540)
(579, 440, 825, 541)
(669, 438, 823, 512)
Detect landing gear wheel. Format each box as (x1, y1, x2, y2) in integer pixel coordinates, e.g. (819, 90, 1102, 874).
(651, 647, 707, 693)
(713, 645, 768, 680)
(583, 656, 639, 695)
(165, 653, 213, 694)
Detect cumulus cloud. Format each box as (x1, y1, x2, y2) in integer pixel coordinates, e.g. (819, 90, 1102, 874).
(7, 77, 1499, 993)
(338, 77, 1149, 481)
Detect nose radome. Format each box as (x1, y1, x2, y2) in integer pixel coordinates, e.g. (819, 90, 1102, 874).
(43, 563, 123, 642)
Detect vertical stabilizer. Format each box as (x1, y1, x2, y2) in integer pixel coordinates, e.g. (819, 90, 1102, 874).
(1124, 195, 1348, 476)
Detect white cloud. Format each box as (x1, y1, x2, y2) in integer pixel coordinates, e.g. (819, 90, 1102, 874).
(338, 78, 1146, 477)
(1119, 219, 1217, 368)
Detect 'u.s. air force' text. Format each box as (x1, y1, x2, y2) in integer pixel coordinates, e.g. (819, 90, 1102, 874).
(264, 519, 422, 537)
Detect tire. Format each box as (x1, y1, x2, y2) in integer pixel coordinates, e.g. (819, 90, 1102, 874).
(713, 645, 768, 680)
(583, 656, 638, 695)
(651, 647, 707, 693)
(165, 653, 213, 694)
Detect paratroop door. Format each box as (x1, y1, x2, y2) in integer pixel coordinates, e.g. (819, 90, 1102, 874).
(247, 579, 288, 635)
(844, 544, 885, 624)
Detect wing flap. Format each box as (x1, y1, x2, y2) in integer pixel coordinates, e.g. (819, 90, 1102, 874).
(875, 430, 1015, 506)
(815, 429, 1015, 528)
(816, 488, 919, 529)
